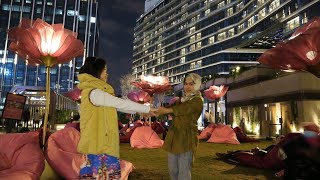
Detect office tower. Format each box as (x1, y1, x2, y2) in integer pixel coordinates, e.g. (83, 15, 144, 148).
(0, 0, 99, 109)
(133, 0, 320, 85)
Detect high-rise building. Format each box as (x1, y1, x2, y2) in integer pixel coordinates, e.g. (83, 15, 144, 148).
(0, 0, 99, 109)
(133, 0, 320, 85)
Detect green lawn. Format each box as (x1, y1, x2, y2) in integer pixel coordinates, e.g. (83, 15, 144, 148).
(120, 140, 279, 180)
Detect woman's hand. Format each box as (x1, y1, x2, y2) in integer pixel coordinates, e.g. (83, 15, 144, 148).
(156, 107, 173, 116)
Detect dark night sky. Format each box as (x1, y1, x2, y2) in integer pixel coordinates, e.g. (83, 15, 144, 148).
(98, 0, 145, 95)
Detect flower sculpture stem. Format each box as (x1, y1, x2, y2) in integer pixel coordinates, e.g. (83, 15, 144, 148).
(40, 55, 56, 148)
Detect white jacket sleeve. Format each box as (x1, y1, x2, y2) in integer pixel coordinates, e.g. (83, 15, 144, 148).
(89, 89, 150, 113)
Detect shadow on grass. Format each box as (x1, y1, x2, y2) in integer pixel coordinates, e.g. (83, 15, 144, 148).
(217, 158, 278, 180)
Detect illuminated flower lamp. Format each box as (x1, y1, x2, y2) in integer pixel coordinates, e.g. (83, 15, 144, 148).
(258, 18, 320, 77)
(131, 75, 172, 97)
(8, 18, 84, 147)
(65, 87, 81, 101)
(127, 90, 151, 104)
(204, 85, 229, 122)
(131, 75, 172, 125)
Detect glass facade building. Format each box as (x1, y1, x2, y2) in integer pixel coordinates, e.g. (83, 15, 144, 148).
(132, 0, 320, 85)
(0, 0, 99, 110)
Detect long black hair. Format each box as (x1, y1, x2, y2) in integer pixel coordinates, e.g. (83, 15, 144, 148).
(79, 57, 106, 79)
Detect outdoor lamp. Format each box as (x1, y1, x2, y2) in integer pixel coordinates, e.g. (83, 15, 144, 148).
(8, 18, 84, 147)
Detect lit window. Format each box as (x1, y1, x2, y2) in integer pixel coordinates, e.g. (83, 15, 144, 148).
(196, 42, 202, 49)
(209, 36, 215, 44)
(227, 7, 233, 16)
(269, 0, 280, 12)
(180, 48, 186, 55)
(285, 16, 300, 32)
(190, 35, 195, 43)
(180, 57, 185, 64)
(248, 16, 255, 27)
(217, 32, 226, 41)
(205, 9, 210, 16)
(258, 8, 266, 19)
(190, 44, 195, 51)
(196, 60, 202, 68)
(190, 26, 195, 34)
(190, 62, 196, 69)
(228, 28, 235, 37)
(196, 33, 201, 40)
(90, 17, 96, 23)
(217, 1, 225, 8)
(238, 23, 245, 32)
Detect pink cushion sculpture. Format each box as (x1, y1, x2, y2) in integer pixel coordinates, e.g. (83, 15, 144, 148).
(130, 126, 164, 149)
(198, 124, 218, 140)
(46, 127, 134, 180)
(207, 125, 240, 144)
(46, 127, 85, 179)
(64, 122, 80, 131)
(120, 123, 144, 143)
(0, 131, 45, 180)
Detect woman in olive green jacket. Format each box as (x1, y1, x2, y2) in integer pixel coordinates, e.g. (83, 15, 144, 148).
(156, 73, 203, 180)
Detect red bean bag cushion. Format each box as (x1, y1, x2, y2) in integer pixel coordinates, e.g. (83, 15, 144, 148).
(130, 126, 164, 149)
(0, 131, 45, 180)
(233, 146, 285, 170)
(151, 122, 166, 134)
(46, 127, 134, 179)
(233, 127, 259, 142)
(207, 125, 240, 144)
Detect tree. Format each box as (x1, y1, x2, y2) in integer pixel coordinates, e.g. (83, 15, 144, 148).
(119, 73, 136, 99)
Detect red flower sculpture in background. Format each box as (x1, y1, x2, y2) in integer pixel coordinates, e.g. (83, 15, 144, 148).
(258, 17, 320, 77)
(8, 18, 83, 67)
(127, 90, 151, 104)
(131, 75, 172, 96)
(65, 87, 81, 101)
(290, 17, 320, 39)
(204, 85, 229, 100)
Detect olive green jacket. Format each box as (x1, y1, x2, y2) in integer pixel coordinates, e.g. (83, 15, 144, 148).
(163, 95, 203, 154)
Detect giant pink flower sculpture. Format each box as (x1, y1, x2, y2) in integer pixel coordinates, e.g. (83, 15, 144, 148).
(8, 18, 84, 147)
(9, 18, 84, 67)
(131, 75, 172, 96)
(127, 90, 151, 104)
(258, 18, 320, 77)
(204, 85, 229, 100)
